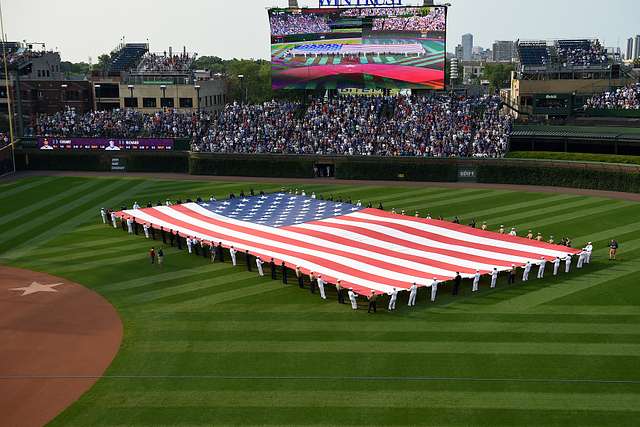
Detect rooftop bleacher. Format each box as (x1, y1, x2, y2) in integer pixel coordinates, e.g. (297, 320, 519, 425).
(107, 43, 149, 74)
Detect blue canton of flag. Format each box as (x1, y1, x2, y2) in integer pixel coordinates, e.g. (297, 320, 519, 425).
(197, 194, 364, 228)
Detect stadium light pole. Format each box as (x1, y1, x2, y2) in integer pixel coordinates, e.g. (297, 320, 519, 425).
(194, 85, 201, 111)
(127, 84, 135, 109)
(60, 83, 68, 109)
(238, 74, 245, 104)
(94, 84, 101, 111)
(0, 0, 16, 175)
(160, 84, 166, 108)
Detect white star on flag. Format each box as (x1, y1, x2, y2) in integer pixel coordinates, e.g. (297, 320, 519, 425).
(10, 281, 64, 296)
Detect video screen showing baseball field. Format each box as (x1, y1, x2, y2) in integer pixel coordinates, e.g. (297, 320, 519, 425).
(269, 6, 446, 90)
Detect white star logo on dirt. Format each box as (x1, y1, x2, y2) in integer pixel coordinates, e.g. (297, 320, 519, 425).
(10, 281, 64, 296)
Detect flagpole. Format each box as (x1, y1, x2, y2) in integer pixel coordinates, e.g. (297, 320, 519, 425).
(0, 0, 16, 175)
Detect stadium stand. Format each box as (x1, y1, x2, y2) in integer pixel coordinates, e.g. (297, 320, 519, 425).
(108, 43, 149, 74)
(32, 95, 511, 158)
(136, 52, 196, 72)
(517, 41, 550, 67)
(584, 83, 640, 110)
(269, 13, 331, 36)
(556, 39, 607, 67)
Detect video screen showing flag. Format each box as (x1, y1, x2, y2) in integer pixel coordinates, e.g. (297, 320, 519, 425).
(269, 6, 446, 90)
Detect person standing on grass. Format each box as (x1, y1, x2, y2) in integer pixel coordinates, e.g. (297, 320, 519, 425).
(270, 258, 277, 280)
(186, 237, 193, 254)
(408, 282, 418, 307)
(149, 247, 156, 264)
(577, 249, 586, 269)
(553, 257, 561, 276)
(309, 272, 317, 294)
(430, 278, 439, 302)
(100, 208, 107, 224)
(522, 262, 532, 282)
(336, 280, 345, 304)
(499, 225, 505, 234)
(126, 217, 133, 234)
(452, 273, 461, 295)
(585, 242, 593, 264)
(565, 254, 572, 273)
(296, 266, 304, 289)
(245, 250, 252, 271)
(217, 242, 225, 263)
(143, 223, 150, 239)
(256, 257, 265, 277)
(609, 240, 619, 261)
(387, 288, 398, 311)
(281, 262, 288, 285)
(472, 270, 481, 292)
(491, 268, 498, 288)
(210, 244, 217, 263)
(348, 288, 358, 310)
(229, 246, 237, 266)
(317, 275, 327, 300)
(367, 291, 377, 314)
(111, 211, 118, 228)
(157, 248, 164, 267)
(537, 257, 547, 279)
(508, 265, 517, 284)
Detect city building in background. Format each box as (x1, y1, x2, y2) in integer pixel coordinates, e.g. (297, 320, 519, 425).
(462, 33, 473, 61)
(493, 41, 516, 62)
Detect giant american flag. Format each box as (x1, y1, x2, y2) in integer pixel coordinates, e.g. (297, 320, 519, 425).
(117, 193, 580, 296)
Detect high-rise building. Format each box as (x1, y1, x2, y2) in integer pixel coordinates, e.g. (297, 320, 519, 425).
(455, 44, 464, 60)
(492, 41, 515, 62)
(462, 33, 473, 61)
(627, 38, 635, 60)
(635, 35, 640, 60)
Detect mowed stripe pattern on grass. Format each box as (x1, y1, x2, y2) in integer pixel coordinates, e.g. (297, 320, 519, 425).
(1, 176, 639, 427)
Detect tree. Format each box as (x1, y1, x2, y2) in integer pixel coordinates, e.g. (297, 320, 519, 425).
(60, 61, 91, 78)
(482, 63, 514, 92)
(92, 54, 112, 72)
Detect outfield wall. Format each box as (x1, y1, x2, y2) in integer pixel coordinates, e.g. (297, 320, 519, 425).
(14, 149, 640, 193)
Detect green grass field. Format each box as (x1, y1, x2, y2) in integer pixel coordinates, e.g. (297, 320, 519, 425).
(2, 175, 640, 426)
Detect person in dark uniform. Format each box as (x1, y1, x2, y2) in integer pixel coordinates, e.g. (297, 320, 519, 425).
(453, 216, 461, 224)
(121, 217, 127, 232)
(240, 190, 246, 198)
(367, 202, 373, 208)
(336, 280, 345, 304)
(367, 291, 377, 313)
(609, 239, 619, 260)
(217, 242, 225, 263)
(202, 242, 209, 259)
(281, 262, 288, 284)
(296, 266, 304, 288)
(508, 265, 517, 284)
(452, 272, 462, 295)
(309, 273, 316, 294)
(150, 226, 156, 240)
(270, 258, 277, 280)
(378, 203, 384, 210)
(259, 190, 265, 196)
(229, 193, 236, 199)
(250, 189, 255, 196)
(245, 250, 252, 271)
(133, 219, 139, 235)
(147, 202, 153, 208)
(194, 240, 200, 256)
(176, 232, 182, 250)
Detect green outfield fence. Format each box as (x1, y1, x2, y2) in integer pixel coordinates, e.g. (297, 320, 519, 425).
(12, 147, 640, 194)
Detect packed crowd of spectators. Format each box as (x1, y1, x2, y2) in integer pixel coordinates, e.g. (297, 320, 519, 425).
(584, 83, 640, 110)
(372, 8, 446, 32)
(5, 49, 53, 66)
(137, 52, 195, 72)
(34, 108, 207, 138)
(270, 13, 331, 36)
(191, 95, 511, 158)
(32, 95, 512, 158)
(340, 7, 432, 17)
(557, 40, 607, 67)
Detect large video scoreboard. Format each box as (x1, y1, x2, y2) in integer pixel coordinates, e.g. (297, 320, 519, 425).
(269, 6, 446, 90)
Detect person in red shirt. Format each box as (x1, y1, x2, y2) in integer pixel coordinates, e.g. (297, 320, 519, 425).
(149, 247, 156, 264)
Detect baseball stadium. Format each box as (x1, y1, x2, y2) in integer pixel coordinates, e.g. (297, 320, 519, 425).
(1, 0, 640, 426)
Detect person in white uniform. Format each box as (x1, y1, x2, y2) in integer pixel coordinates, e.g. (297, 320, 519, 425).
(100, 208, 107, 224)
(256, 257, 265, 276)
(522, 262, 532, 282)
(472, 270, 481, 292)
(490, 268, 498, 288)
(509, 227, 517, 236)
(229, 246, 237, 266)
(577, 249, 586, 269)
(186, 237, 193, 254)
(143, 223, 150, 239)
(111, 212, 118, 228)
(317, 275, 327, 300)
(133, 201, 140, 210)
(387, 288, 398, 311)
(348, 289, 358, 310)
(430, 278, 438, 302)
(126, 218, 133, 234)
(585, 242, 593, 264)
(565, 254, 572, 273)
(553, 257, 561, 276)
(408, 283, 418, 307)
(537, 257, 547, 279)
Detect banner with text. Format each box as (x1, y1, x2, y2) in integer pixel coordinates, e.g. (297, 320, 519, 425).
(37, 138, 174, 151)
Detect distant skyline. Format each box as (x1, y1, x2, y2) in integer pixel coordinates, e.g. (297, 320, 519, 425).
(4, 0, 640, 63)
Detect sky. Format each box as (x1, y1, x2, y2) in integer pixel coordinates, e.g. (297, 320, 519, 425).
(4, 0, 640, 63)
